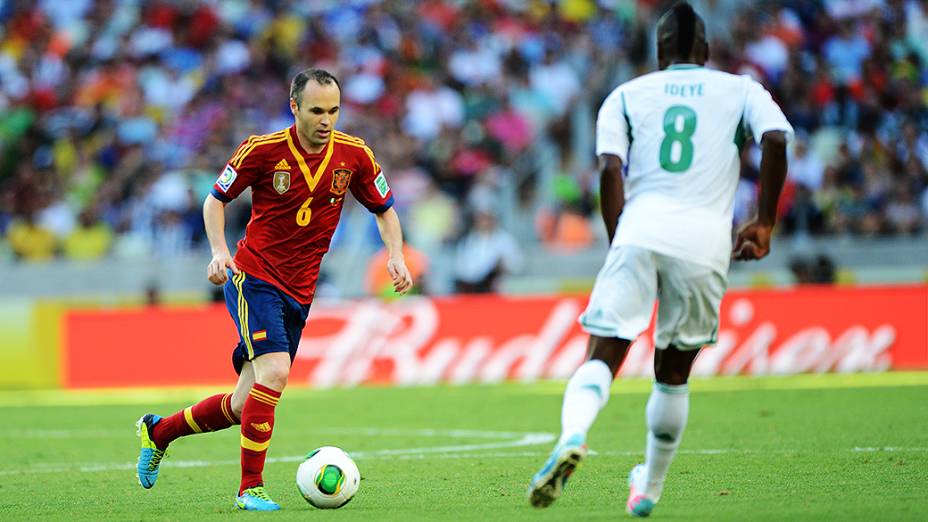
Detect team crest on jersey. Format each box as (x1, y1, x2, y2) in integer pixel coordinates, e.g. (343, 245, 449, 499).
(331, 168, 352, 196)
(273, 171, 290, 194)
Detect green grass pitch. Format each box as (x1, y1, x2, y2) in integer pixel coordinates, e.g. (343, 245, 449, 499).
(1, 372, 926, 521)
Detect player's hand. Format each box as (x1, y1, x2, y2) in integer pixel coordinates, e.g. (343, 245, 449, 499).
(733, 220, 773, 261)
(386, 256, 413, 295)
(207, 252, 240, 285)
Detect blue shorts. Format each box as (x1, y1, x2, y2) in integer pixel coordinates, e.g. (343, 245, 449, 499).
(223, 270, 311, 374)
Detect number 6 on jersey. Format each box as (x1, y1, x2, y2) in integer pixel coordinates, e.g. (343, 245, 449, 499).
(296, 197, 313, 226)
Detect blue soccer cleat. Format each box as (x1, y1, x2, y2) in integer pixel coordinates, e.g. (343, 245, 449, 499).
(235, 486, 281, 511)
(626, 464, 657, 517)
(136, 414, 166, 489)
(528, 433, 588, 508)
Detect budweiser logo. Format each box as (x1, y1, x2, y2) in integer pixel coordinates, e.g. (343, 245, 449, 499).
(294, 295, 904, 387)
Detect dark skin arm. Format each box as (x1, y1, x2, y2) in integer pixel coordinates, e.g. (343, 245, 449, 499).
(598, 154, 625, 243)
(733, 130, 788, 261)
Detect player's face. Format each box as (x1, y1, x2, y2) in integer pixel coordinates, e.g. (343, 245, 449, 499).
(291, 81, 341, 149)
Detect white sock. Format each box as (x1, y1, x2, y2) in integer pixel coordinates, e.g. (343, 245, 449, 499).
(642, 382, 689, 501)
(558, 360, 613, 445)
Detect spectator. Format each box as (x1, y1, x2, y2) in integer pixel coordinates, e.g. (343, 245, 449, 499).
(453, 210, 522, 293)
(7, 213, 57, 262)
(0, 0, 924, 278)
(63, 208, 113, 261)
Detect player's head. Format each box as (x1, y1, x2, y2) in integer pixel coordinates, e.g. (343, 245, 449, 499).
(656, 2, 708, 70)
(290, 68, 341, 149)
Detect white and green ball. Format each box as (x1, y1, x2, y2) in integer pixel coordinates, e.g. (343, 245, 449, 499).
(296, 446, 360, 509)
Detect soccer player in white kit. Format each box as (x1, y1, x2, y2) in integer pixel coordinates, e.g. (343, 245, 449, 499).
(528, 2, 793, 517)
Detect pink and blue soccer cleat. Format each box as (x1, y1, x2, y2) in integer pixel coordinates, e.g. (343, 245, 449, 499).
(626, 464, 657, 517)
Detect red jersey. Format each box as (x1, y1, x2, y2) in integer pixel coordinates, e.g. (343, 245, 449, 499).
(211, 125, 394, 304)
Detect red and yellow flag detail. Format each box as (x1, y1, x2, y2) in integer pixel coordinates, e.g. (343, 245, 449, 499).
(252, 330, 267, 341)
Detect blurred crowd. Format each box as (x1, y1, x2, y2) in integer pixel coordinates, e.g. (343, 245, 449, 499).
(0, 0, 926, 293)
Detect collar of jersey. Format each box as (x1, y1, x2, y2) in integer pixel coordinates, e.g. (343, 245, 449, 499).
(666, 63, 703, 70)
(285, 128, 335, 193)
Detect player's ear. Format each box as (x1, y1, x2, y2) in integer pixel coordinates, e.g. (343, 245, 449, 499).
(289, 97, 298, 115)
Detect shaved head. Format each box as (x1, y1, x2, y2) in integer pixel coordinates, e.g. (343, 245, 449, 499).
(657, 2, 708, 69)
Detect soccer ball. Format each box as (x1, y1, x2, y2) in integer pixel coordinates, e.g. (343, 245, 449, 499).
(296, 446, 360, 509)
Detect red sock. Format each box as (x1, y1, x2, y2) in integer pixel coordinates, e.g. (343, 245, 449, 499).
(151, 393, 239, 449)
(239, 383, 281, 494)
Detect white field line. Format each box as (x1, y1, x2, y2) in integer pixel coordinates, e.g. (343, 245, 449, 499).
(850, 447, 928, 452)
(0, 427, 550, 440)
(0, 427, 555, 476)
(10, 446, 927, 477)
(2, 426, 925, 477)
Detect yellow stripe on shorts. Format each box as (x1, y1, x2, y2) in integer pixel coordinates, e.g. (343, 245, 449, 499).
(233, 273, 254, 360)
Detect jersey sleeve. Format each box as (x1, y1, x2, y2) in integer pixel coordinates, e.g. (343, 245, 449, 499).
(349, 146, 394, 213)
(595, 88, 630, 164)
(210, 138, 263, 203)
(743, 77, 794, 145)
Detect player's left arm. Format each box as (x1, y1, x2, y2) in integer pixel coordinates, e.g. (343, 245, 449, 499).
(349, 145, 413, 295)
(594, 89, 629, 244)
(374, 207, 413, 295)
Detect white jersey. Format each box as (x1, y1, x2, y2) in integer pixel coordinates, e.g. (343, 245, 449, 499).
(596, 65, 793, 273)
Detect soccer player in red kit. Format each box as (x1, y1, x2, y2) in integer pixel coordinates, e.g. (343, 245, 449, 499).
(135, 68, 413, 511)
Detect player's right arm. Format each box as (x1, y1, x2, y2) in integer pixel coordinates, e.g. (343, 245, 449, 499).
(203, 139, 263, 284)
(203, 194, 238, 285)
(733, 131, 787, 261)
(598, 154, 625, 243)
(595, 89, 630, 243)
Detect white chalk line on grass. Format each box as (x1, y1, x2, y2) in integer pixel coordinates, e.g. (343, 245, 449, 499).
(850, 447, 928, 452)
(0, 427, 553, 440)
(2, 426, 925, 477)
(0, 427, 555, 477)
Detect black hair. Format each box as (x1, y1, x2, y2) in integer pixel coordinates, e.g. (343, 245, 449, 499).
(674, 2, 696, 58)
(657, 1, 706, 63)
(290, 68, 340, 108)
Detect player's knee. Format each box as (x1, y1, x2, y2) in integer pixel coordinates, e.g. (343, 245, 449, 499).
(654, 346, 697, 385)
(655, 369, 689, 386)
(258, 365, 290, 390)
(588, 335, 632, 375)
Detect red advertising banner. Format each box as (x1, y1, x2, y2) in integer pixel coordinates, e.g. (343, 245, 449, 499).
(63, 285, 928, 388)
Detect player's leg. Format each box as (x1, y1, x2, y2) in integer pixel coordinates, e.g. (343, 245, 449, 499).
(234, 280, 311, 511)
(229, 360, 255, 419)
(235, 351, 289, 511)
(135, 274, 250, 490)
(627, 346, 699, 517)
(559, 335, 631, 446)
(144, 389, 241, 451)
(627, 255, 724, 517)
(136, 389, 241, 489)
(530, 247, 657, 508)
(528, 336, 631, 508)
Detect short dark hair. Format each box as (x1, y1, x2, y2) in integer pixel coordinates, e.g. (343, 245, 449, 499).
(290, 68, 340, 108)
(657, 2, 706, 62)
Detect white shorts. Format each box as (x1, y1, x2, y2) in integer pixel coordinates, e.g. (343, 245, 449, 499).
(579, 246, 727, 350)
